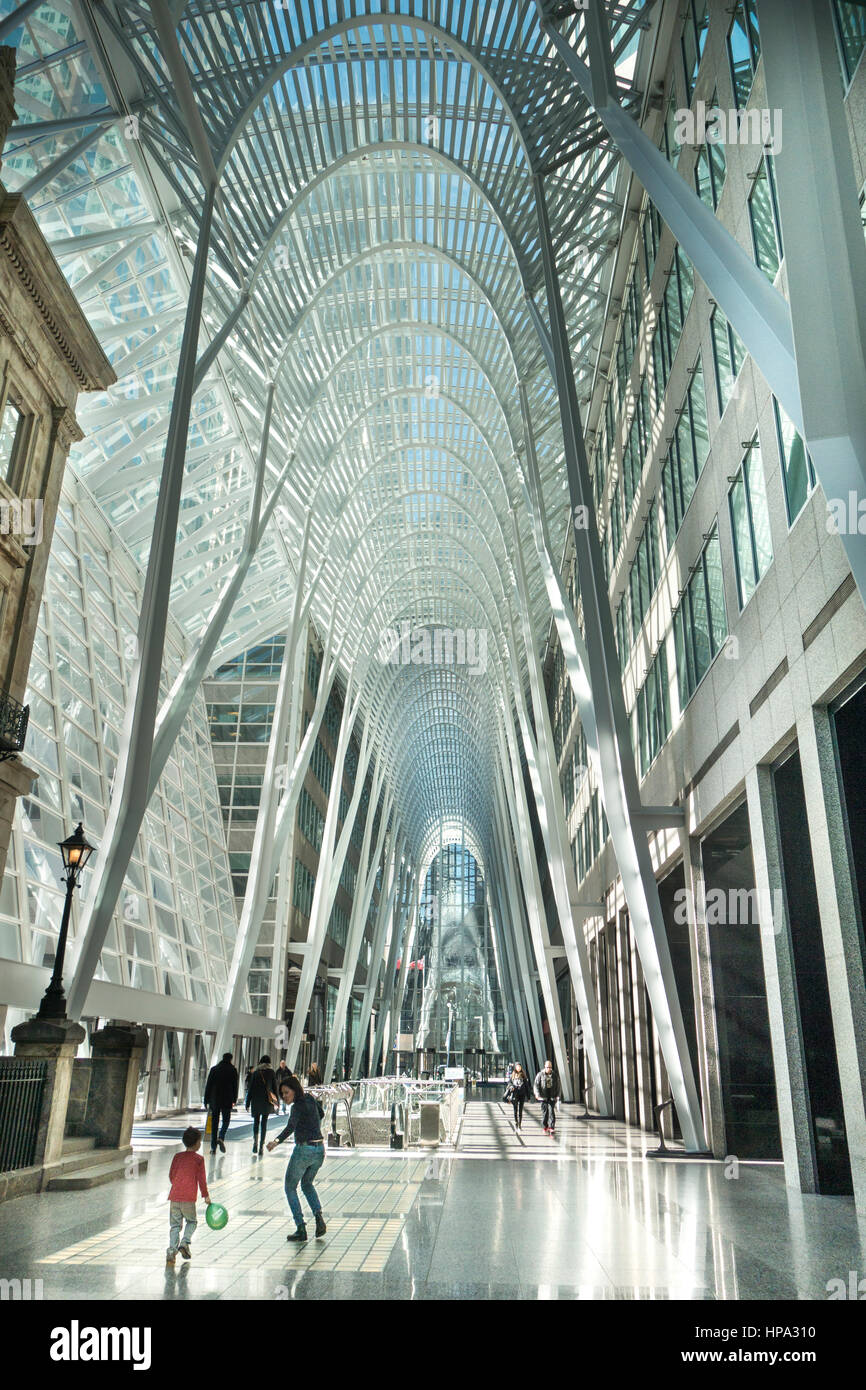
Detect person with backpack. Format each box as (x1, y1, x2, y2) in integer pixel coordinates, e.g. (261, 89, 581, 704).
(204, 1051, 239, 1154)
(266, 1073, 327, 1242)
(534, 1059, 561, 1134)
(504, 1063, 531, 1131)
(245, 1054, 278, 1155)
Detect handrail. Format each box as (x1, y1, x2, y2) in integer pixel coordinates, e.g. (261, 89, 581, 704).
(309, 1082, 354, 1146)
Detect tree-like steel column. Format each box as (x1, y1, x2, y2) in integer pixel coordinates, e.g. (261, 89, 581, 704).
(323, 772, 393, 1080)
(533, 176, 707, 1150)
(285, 681, 372, 1071)
(495, 713, 573, 1098)
(491, 788, 546, 1072)
(386, 872, 421, 1067)
(351, 826, 402, 1078)
(67, 184, 216, 1022)
(212, 514, 313, 1061)
(371, 860, 415, 1075)
(486, 862, 534, 1073)
(506, 516, 612, 1113)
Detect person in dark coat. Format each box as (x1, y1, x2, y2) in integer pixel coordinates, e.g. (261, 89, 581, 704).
(204, 1052, 239, 1154)
(245, 1055, 278, 1155)
(504, 1063, 531, 1131)
(275, 1059, 291, 1113)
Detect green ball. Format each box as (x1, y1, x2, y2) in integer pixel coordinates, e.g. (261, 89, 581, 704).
(206, 1202, 229, 1230)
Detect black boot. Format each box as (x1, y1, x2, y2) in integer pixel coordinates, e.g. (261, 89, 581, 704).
(287, 1225, 308, 1242)
(315, 1212, 327, 1238)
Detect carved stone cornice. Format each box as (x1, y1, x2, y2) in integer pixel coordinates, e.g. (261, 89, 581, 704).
(51, 403, 84, 451)
(0, 191, 115, 396)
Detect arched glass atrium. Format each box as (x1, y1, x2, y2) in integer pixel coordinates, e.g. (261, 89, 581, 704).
(3, 0, 866, 1303)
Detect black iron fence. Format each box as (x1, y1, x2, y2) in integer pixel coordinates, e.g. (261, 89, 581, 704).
(0, 688, 29, 757)
(0, 1059, 46, 1171)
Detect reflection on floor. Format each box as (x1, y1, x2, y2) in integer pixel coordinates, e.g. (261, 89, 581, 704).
(2, 1102, 865, 1299)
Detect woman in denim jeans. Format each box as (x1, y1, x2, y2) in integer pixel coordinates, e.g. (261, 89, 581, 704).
(267, 1075, 327, 1242)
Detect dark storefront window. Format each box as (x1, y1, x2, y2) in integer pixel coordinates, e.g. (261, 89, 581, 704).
(702, 802, 782, 1159)
(774, 750, 853, 1195)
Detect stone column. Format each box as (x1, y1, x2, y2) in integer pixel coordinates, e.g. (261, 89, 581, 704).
(679, 827, 726, 1157)
(86, 1022, 148, 1150)
(0, 754, 35, 883)
(10, 1016, 85, 1174)
(745, 764, 814, 1192)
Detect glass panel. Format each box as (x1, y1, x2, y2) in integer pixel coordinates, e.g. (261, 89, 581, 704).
(774, 397, 815, 523)
(729, 472, 754, 607)
(746, 448, 774, 584)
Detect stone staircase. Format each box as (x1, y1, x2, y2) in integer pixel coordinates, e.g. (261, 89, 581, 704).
(44, 1136, 148, 1191)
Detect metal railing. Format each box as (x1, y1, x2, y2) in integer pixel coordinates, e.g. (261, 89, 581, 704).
(349, 1076, 464, 1147)
(308, 1082, 354, 1146)
(0, 689, 28, 758)
(0, 1059, 46, 1171)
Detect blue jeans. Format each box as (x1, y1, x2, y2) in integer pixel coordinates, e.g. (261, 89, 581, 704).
(284, 1142, 325, 1227)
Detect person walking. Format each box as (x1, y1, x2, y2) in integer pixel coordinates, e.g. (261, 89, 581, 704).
(306, 1061, 323, 1089)
(505, 1060, 515, 1086)
(505, 1063, 531, 1131)
(266, 1074, 327, 1242)
(245, 1055, 278, 1155)
(204, 1051, 238, 1154)
(534, 1059, 561, 1134)
(275, 1059, 291, 1113)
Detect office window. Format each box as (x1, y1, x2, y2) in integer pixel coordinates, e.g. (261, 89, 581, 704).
(835, 1, 866, 83)
(642, 202, 663, 284)
(615, 595, 631, 674)
(729, 440, 774, 607)
(673, 529, 728, 707)
(629, 506, 661, 639)
(749, 158, 783, 280)
(728, 0, 761, 107)
(774, 397, 816, 524)
(0, 399, 25, 485)
(635, 645, 671, 778)
(665, 88, 683, 165)
(662, 356, 710, 547)
(682, 0, 710, 104)
(206, 703, 239, 741)
(710, 309, 745, 416)
(694, 91, 727, 210)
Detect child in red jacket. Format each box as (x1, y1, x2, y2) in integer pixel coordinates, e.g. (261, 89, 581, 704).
(166, 1126, 210, 1266)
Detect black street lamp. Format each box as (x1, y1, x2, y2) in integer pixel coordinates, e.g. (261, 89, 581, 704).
(36, 823, 95, 1021)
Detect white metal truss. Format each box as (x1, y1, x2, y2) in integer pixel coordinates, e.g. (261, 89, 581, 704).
(2, 0, 731, 1142)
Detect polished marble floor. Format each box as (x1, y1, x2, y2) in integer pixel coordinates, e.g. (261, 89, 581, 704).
(1, 1101, 865, 1300)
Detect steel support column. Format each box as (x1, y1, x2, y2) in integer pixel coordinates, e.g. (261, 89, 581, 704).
(212, 513, 313, 1062)
(487, 861, 534, 1072)
(386, 872, 421, 1066)
(491, 788, 546, 1072)
(323, 772, 392, 1080)
(67, 184, 216, 1022)
(351, 827, 402, 1078)
(371, 860, 414, 1075)
(532, 177, 706, 1149)
(495, 715, 573, 1098)
(285, 683, 370, 1071)
(507, 516, 612, 1112)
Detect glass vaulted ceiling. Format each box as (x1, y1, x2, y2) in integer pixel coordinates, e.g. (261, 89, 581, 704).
(1, 0, 648, 870)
